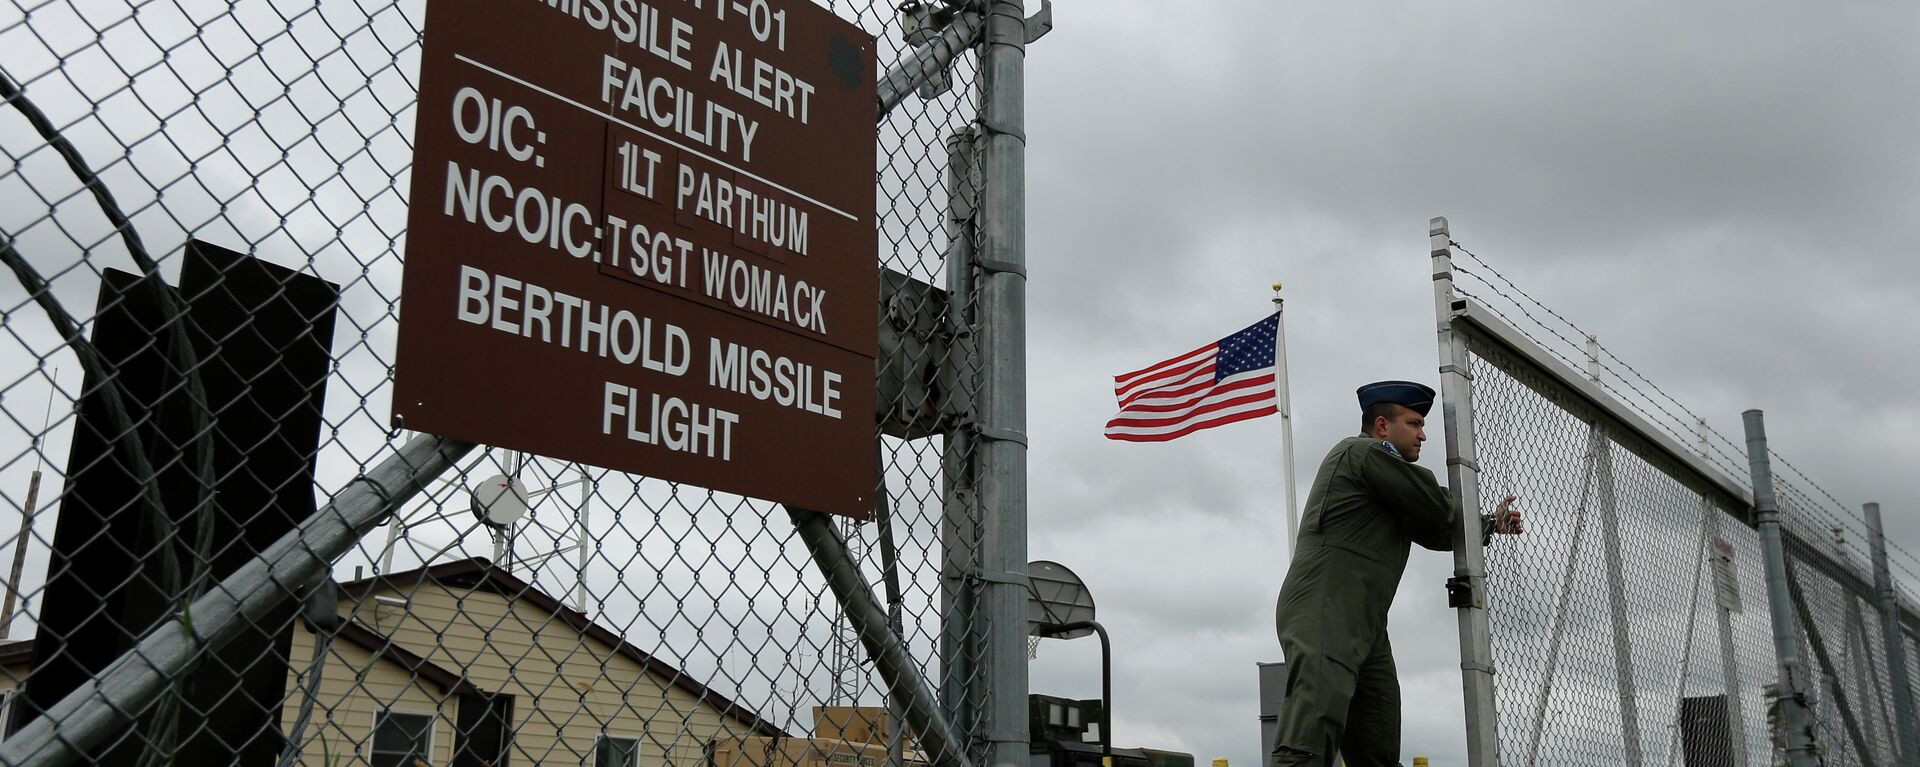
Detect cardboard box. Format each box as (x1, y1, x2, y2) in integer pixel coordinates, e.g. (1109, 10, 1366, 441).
(713, 736, 907, 767)
(813, 706, 898, 743)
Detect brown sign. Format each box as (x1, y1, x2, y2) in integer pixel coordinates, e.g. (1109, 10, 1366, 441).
(395, 0, 877, 518)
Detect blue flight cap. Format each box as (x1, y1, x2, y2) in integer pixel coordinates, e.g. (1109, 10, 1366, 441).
(1356, 380, 1436, 416)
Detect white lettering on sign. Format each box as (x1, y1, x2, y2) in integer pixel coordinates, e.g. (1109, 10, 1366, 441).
(708, 40, 813, 124)
(600, 55, 761, 161)
(441, 159, 834, 337)
(699, 248, 826, 334)
(602, 381, 740, 459)
(613, 140, 664, 198)
(451, 87, 545, 166)
(397, 0, 876, 516)
(456, 264, 691, 374)
(708, 0, 790, 51)
(676, 163, 808, 256)
(534, 0, 695, 68)
(454, 261, 848, 467)
(443, 161, 596, 259)
(603, 214, 693, 289)
(707, 337, 841, 419)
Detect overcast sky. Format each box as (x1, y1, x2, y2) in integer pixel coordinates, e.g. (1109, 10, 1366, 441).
(1016, 2, 1920, 765)
(4, 1, 1920, 765)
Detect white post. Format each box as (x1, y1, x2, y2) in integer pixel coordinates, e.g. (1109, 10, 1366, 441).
(1658, 497, 1710, 767)
(500, 453, 521, 569)
(1868, 501, 1920, 763)
(1522, 434, 1598, 764)
(1271, 283, 1299, 552)
(1700, 418, 1749, 765)
(1836, 527, 1881, 741)
(1586, 335, 1646, 766)
(378, 514, 404, 574)
(576, 465, 591, 612)
(1432, 217, 1500, 764)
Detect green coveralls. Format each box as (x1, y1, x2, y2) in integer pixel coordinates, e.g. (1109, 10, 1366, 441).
(1270, 436, 1454, 767)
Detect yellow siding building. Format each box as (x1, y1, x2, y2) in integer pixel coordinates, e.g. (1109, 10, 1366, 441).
(1, 557, 782, 766)
(280, 557, 784, 766)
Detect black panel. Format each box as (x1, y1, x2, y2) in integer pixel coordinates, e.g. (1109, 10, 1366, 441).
(15, 242, 339, 766)
(454, 691, 515, 767)
(1680, 694, 1735, 767)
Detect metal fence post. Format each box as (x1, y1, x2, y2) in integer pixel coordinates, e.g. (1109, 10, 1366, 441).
(976, 3, 1030, 765)
(1742, 409, 1822, 767)
(1780, 536, 1874, 764)
(878, 8, 986, 120)
(1583, 339, 1645, 765)
(1836, 527, 1882, 739)
(1520, 433, 1593, 765)
(1867, 502, 1920, 763)
(1431, 216, 1500, 765)
(790, 506, 975, 767)
(941, 126, 982, 733)
(1701, 419, 1749, 766)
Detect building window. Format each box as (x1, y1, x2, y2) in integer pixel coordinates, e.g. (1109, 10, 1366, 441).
(595, 735, 640, 767)
(371, 709, 436, 767)
(1066, 706, 1080, 728)
(1048, 703, 1063, 726)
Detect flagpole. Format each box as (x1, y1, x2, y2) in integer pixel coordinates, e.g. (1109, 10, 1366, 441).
(1272, 282, 1299, 551)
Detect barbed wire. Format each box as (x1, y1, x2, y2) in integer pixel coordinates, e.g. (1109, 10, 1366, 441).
(1449, 234, 1914, 765)
(1452, 236, 1920, 598)
(1451, 270, 1754, 501)
(1448, 244, 1756, 484)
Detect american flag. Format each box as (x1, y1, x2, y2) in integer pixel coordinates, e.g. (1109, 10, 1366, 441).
(1104, 314, 1280, 442)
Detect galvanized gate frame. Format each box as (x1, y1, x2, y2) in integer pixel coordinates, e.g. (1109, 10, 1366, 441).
(1429, 217, 1780, 766)
(1425, 217, 1920, 766)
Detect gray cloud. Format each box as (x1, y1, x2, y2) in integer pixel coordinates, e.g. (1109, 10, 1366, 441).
(4, 1, 1917, 765)
(1021, 1, 1920, 765)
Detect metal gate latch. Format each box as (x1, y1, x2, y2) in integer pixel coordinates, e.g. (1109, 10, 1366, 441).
(1445, 576, 1473, 609)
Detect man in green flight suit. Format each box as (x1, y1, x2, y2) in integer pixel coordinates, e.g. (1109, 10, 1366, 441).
(1269, 380, 1523, 766)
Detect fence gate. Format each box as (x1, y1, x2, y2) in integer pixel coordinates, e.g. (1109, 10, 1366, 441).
(1429, 217, 1920, 766)
(0, 1, 1038, 765)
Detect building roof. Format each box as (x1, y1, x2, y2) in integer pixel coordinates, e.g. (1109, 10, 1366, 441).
(0, 638, 32, 669)
(343, 557, 786, 737)
(324, 617, 481, 697)
(2, 623, 477, 699)
(0, 559, 786, 738)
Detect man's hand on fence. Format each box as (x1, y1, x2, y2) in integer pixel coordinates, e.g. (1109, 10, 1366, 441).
(1493, 494, 1524, 535)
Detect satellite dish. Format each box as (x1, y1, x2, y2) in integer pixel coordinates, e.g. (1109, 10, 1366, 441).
(1027, 560, 1096, 639)
(470, 474, 530, 528)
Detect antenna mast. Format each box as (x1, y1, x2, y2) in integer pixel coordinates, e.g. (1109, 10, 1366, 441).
(1, 370, 58, 639)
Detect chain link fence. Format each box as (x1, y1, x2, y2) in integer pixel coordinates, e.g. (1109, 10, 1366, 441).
(0, 0, 1026, 765)
(1773, 475, 1919, 766)
(1432, 218, 1920, 766)
(1454, 326, 1777, 765)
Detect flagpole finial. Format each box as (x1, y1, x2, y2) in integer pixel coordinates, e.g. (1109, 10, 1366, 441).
(1272, 281, 1284, 308)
